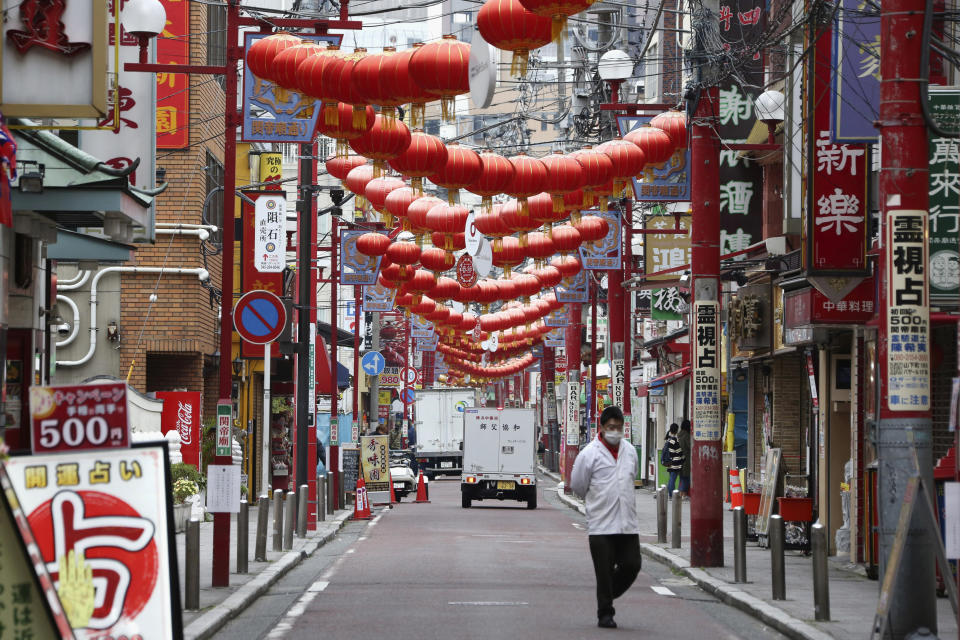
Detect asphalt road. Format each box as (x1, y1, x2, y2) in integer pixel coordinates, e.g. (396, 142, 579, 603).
(214, 476, 787, 640)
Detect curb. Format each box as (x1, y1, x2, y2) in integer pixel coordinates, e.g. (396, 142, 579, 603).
(185, 510, 352, 640)
(551, 486, 832, 640)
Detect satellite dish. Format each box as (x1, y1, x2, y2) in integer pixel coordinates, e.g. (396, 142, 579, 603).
(469, 35, 497, 109)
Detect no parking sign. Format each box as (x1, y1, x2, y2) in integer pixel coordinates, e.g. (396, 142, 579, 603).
(234, 290, 286, 345)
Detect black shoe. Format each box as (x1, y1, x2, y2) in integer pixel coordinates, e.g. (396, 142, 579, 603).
(598, 616, 617, 629)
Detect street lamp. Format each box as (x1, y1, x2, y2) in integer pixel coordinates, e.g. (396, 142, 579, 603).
(754, 89, 785, 144)
(597, 49, 634, 103)
(121, 0, 166, 64)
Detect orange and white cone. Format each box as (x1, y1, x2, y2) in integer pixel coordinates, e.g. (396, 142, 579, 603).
(414, 471, 430, 503)
(352, 477, 373, 520)
(729, 468, 743, 510)
(389, 470, 398, 505)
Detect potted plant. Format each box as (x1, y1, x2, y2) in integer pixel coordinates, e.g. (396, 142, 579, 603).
(171, 463, 204, 533)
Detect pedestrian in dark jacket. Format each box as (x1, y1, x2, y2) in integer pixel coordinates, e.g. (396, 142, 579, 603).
(664, 423, 683, 498)
(678, 419, 692, 497)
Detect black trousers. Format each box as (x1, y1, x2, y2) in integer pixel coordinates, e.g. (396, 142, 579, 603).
(588, 534, 641, 619)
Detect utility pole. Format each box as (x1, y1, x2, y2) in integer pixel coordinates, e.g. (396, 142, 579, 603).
(563, 302, 582, 490)
(295, 141, 316, 529)
(687, 0, 724, 568)
(876, 0, 936, 632)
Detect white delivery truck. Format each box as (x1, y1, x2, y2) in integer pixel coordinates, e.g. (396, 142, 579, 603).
(461, 407, 537, 509)
(413, 388, 475, 478)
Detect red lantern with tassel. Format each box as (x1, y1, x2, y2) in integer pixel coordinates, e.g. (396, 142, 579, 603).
(432, 231, 466, 251)
(408, 35, 471, 122)
(357, 232, 391, 257)
(517, 0, 591, 42)
(505, 154, 548, 224)
(477, 0, 552, 77)
(325, 154, 367, 183)
(534, 265, 563, 288)
(315, 102, 376, 158)
(597, 138, 646, 196)
(551, 254, 583, 278)
(350, 115, 412, 174)
(527, 191, 561, 235)
(272, 42, 323, 93)
(352, 47, 405, 122)
(569, 146, 614, 221)
(246, 33, 301, 80)
(492, 236, 523, 277)
(428, 143, 482, 203)
(385, 44, 434, 128)
(322, 48, 371, 130)
(386, 241, 421, 270)
(500, 199, 541, 247)
(467, 151, 515, 210)
(426, 203, 470, 252)
(345, 164, 375, 209)
(430, 276, 461, 301)
(407, 195, 445, 238)
(420, 247, 456, 273)
(550, 223, 582, 254)
(385, 187, 419, 230)
(364, 177, 406, 225)
(624, 126, 675, 167)
(575, 215, 610, 242)
(525, 231, 555, 262)
(541, 151, 585, 213)
(649, 110, 688, 151)
(388, 130, 448, 194)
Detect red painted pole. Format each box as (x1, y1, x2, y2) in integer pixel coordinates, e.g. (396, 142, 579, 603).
(353, 286, 361, 428)
(212, 0, 240, 588)
(876, 0, 935, 630)
(688, 85, 724, 568)
(623, 201, 633, 431)
(590, 277, 598, 439)
(563, 302, 581, 490)
(330, 218, 340, 507)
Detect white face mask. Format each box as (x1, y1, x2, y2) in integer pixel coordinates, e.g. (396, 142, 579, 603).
(603, 430, 623, 445)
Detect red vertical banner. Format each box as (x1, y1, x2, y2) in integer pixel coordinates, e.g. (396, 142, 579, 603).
(156, 0, 190, 149)
(422, 352, 436, 387)
(157, 391, 202, 467)
(804, 23, 869, 274)
(241, 192, 284, 358)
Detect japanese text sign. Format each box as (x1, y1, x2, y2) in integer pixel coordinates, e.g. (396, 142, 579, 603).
(341, 229, 385, 286)
(156, 0, 189, 149)
(544, 328, 565, 347)
(242, 192, 284, 359)
(578, 209, 622, 270)
(928, 88, 960, 304)
(805, 22, 869, 274)
(254, 194, 286, 273)
(554, 269, 588, 303)
(242, 33, 341, 143)
(411, 315, 435, 339)
(693, 301, 722, 440)
(5, 446, 181, 639)
(359, 435, 390, 494)
(644, 213, 690, 280)
(618, 117, 691, 202)
(363, 281, 398, 312)
(216, 402, 232, 457)
(566, 381, 581, 446)
(886, 210, 930, 411)
(157, 391, 201, 468)
(29, 383, 130, 455)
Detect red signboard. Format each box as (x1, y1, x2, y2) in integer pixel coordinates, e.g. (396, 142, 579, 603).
(157, 391, 202, 467)
(422, 352, 436, 387)
(456, 254, 478, 287)
(242, 192, 285, 358)
(156, 0, 190, 149)
(804, 23, 869, 274)
(29, 382, 130, 454)
(784, 277, 876, 327)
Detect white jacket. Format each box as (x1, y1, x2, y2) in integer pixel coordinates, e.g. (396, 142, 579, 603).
(570, 438, 639, 535)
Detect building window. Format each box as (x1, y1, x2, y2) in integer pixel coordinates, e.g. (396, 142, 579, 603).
(207, 4, 227, 88)
(206, 152, 224, 244)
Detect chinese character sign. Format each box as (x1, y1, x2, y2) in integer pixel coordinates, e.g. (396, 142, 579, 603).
(886, 210, 930, 411)
(644, 213, 690, 280)
(341, 230, 385, 286)
(363, 281, 398, 312)
(359, 435, 390, 493)
(544, 328, 565, 347)
(254, 195, 285, 273)
(29, 382, 130, 455)
(578, 209, 621, 270)
(242, 193, 284, 358)
(5, 446, 180, 639)
(156, 0, 189, 149)
(693, 302, 722, 440)
(831, 0, 880, 143)
(411, 315, 435, 339)
(928, 89, 960, 303)
(805, 21, 869, 273)
(554, 269, 588, 303)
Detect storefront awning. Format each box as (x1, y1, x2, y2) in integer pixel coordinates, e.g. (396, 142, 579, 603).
(643, 366, 691, 392)
(47, 229, 135, 263)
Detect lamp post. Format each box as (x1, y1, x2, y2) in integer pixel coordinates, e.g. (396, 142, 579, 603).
(120, 0, 166, 64)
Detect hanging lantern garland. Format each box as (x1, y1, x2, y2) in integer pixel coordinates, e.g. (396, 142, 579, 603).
(477, 0, 553, 77)
(389, 130, 448, 195)
(467, 151, 515, 212)
(428, 143, 483, 204)
(350, 114, 412, 176)
(408, 35, 471, 122)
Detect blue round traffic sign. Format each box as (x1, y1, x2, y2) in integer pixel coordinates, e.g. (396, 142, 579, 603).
(401, 388, 416, 404)
(361, 351, 386, 376)
(234, 290, 286, 345)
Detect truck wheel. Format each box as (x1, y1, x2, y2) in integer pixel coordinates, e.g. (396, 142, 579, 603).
(526, 491, 537, 509)
(462, 493, 472, 508)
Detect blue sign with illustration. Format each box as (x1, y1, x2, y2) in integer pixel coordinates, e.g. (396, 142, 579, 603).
(242, 33, 341, 143)
(578, 209, 622, 270)
(411, 315, 435, 339)
(618, 115, 691, 202)
(363, 281, 398, 312)
(554, 269, 588, 303)
(544, 307, 568, 327)
(416, 335, 438, 352)
(831, 0, 880, 143)
(544, 327, 565, 347)
(340, 229, 385, 285)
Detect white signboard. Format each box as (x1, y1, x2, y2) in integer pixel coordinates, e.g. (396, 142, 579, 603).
(566, 381, 580, 446)
(255, 195, 286, 272)
(545, 381, 558, 421)
(5, 446, 178, 639)
(611, 357, 625, 411)
(207, 464, 242, 513)
(474, 238, 493, 276)
(946, 482, 960, 559)
(886, 210, 931, 411)
(693, 301, 722, 440)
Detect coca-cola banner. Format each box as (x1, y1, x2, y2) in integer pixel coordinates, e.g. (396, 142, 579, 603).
(157, 391, 202, 468)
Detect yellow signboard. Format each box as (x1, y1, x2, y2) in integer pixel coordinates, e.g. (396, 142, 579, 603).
(359, 435, 390, 495)
(645, 214, 691, 281)
(259, 152, 283, 183)
(378, 391, 392, 406)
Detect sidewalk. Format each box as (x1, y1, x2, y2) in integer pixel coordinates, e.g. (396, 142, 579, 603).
(176, 504, 352, 640)
(541, 467, 957, 640)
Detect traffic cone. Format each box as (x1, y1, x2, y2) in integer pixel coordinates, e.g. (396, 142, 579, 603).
(729, 468, 743, 510)
(352, 477, 372, 520)
(414, 471, 430, 503)
(389, 470, 398, 505)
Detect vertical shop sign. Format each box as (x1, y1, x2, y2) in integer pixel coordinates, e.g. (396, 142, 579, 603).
(566, 380, 580, 446)
(216, 402, 232, 456)
(157, 390, 202, 468)
(156, 0, 189, 149)
(254, 194, 285, 273)
(831, 0, 881, 143)
(927, 88, 960, 304)
(693, 301, 721, 440)
(886, 210, 930, 411)
(242, 193, 284, 358)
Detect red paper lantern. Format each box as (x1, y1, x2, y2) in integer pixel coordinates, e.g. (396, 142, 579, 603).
(315, 102, 376, 157)
(386, 241, 421, 267)
(492, 236, 523, 276)
(477, 0, 552, 77)
(246, 33, 300, 80)
(551, 254, 582, 278)
(407, 195, 445, 236)
(535, 265, 563, 288)
(525, 231, 555, 260)
(499, 199, 538, 237)
(364, 176, 406, 214)
(562, 188, 596, 214)
(551, 224, 582, 254)
(432, 231, 466, 251)
(272, 42, 323, 91)
(513, 272, 543, 297)
(384, 45, 434, 127)
(395, 292, 415, 307)
(475, 280, 501, 306)
(505, 154, 548, 227)
(527, 191, 561, 237)
(385, 187, 419, 227)
(624, 126, 675, 166)
(569, 146, 615, 220)
(475, 204, 511, 241)
(430, 276, 461, 301)
(350, 115, 412, 170)
(388, 130, 448, 194)
(427, 203, 470, 250)
(352, 47, 406, 119)
(420, 247, 455, 273)
(357, 232, 390, 257)
(345, 164, 375, 208)
(296, 45, 339, 98)
(412, 296, 437, 316)
(406, 269, 438, 294)
(429, 143, 482, 202)
(650, 110, 688, 151)
(325, 154, 367, 182)
(322, 48, 370, 129)
(518, 0, 591, 40)
(408, 35, 471, 121)
(598, 138, 646, 196)
(467, 151, 516, 209)
(541, 151, 586, 212)
(495, 278, 518, 302)
(575, 215, 609, 242)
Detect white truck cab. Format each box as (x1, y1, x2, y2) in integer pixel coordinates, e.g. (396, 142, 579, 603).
(461, 407, 537, 509)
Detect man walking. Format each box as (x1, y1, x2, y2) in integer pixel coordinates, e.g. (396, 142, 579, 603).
(570, 406, 642, 629)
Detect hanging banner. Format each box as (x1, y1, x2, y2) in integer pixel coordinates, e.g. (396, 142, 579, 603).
(651, 289, 684, 320)
(555, 269, 588, 303)
(544, 307, 568, 327)
(241, 33, 341, 143)
(242, 192, 285, 359)
(804, 20, 870, 275)
(886, 210, 931, 411)
(566, 380, 580, 446)
(415, 336, 438, 352)
(363, 281, 398, 312)
(5, 445, 182, 639)
(157, 391, 201, 468)
(156, 0, 190, 149)
(645, 213, 690, 280)
(578, 209, 622, 270)
(611, 356, 625, 410)
(693, 301, 722, 440)
(831, 0, 880, 143)
(544, 328, 565, 347)
(254, 194, 285, 273)
(340, 229, 385, 286)
(258, 152, 284, 185)
(928, 88, 960, 304)
(411, 316, 435, 339)
(618, 116, 691, 202)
